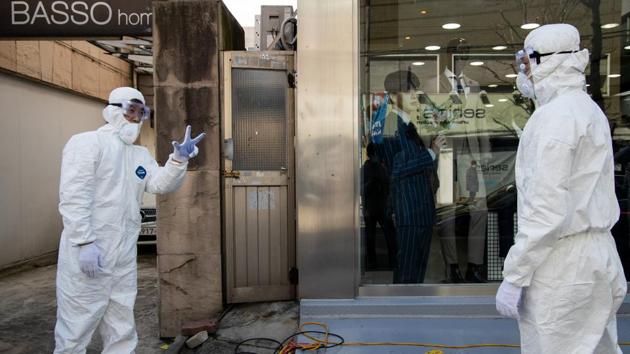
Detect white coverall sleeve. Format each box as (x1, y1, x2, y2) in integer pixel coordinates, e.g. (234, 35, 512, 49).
(58, 134, 101, 246)
(145, 153, 188, 194)
(503, 137, 575, 287)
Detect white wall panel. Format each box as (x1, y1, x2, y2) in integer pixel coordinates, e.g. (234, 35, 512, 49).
(0, 72, 104, 268)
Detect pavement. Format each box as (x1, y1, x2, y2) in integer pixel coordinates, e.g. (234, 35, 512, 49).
(2, 249, 628, 354)
(0, 248, 299, 354)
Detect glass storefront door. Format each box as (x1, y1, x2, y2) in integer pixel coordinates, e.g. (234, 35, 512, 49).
(359, 0, 630, 287)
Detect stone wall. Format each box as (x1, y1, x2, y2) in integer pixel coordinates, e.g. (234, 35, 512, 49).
(153, 0, 244, 337)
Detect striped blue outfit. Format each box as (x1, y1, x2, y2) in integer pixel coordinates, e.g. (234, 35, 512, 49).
(375, 112, 437, 283)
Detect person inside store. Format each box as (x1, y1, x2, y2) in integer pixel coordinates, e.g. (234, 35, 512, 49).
(466, 160, 479, 202)
(371, 70, 445, 283)
(362, 142, 397, 269)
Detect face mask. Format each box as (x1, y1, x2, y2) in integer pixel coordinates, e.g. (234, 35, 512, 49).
(515, 48, 537, 100)
(516, 71, 536, 100)
(118, 121, 142, 145)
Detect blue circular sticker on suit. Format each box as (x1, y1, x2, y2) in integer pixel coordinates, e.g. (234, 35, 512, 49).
(135, 166, 147, 180)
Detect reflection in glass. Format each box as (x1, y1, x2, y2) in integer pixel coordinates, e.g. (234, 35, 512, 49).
(360, 0, 628, 285)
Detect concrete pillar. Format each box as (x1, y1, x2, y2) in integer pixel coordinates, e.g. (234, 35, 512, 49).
(153, 0, 243, 337)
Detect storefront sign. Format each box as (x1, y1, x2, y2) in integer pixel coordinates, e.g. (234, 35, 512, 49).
(0, 1, 152, 37)
(457, 151, 516, 198)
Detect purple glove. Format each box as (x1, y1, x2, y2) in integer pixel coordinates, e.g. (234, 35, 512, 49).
(172, 125, 206, 162)
(78, 243, 102, 278)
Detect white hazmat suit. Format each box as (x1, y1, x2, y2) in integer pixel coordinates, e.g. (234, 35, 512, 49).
(501, 24, 627, 353)
(54, 88, 189, 353)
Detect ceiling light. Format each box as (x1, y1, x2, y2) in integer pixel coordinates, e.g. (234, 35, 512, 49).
(405, 36, 411, 40)
(412, 61, 425, 66)
(442, 23, 461, 30)
(609, 74, 621, 78)
(420, 10, 428, 15)
(485, 104, 495, 108)
(470, 61, 484, 66)
(425, 45, 441, 51)
(498, 98, 508, 102)
(625, 45, 630, 50)
(505, 74, 518, 78)
(492, 45, 507, 51)
(601, 23, 620, 29)
(521, 23, 540, 30)
(488, 84, 498, 88)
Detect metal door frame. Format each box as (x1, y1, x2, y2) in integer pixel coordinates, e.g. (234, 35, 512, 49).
(221, 51, 296, 303)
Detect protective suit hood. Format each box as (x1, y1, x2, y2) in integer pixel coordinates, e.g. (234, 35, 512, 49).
(525, 24, 590, 106)
(102, 87, 146, 144)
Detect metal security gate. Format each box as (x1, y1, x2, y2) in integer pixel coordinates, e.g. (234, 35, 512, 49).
(222, 51, 296, 303)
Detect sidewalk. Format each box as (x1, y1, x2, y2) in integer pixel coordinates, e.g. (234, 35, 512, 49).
(2, 254, 627, 354)
(0, 254, 162, 354)
(0, 252, 298, 354)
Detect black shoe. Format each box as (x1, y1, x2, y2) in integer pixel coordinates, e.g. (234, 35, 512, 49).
(465, 263, 487, 283)
(441, 264, 464, 283)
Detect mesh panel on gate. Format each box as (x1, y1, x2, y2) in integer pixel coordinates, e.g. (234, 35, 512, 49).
(232, 68, 288, 171)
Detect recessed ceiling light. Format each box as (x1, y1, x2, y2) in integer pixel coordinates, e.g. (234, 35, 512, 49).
(470, 61, 484, 66)
(521, 23, 540, 30)
(442, 23, 461, 30)
(625, 45, 630, 50)
(498, 98, 508, 102)
(609, 74, 621, 78)
(601, 23, 620, 29)
(488, 84, 498, 88)
(485, 104, 495, 108)
(412, 61, 425, 66)
(420, 10, 428, 15)
(492, 45, 507, 51)
(425, 45, 441, 51)
(505, 74, 518, 78)
(405, 36, 411, 40)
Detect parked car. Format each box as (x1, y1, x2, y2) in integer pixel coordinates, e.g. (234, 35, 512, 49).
(139, 207, 157, 245)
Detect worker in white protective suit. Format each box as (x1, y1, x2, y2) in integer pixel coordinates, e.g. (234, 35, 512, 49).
(54, 87, 205, 353)
(495, 24, 627, 353)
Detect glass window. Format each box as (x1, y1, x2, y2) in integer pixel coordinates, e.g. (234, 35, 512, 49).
(359, 0, 629, 285)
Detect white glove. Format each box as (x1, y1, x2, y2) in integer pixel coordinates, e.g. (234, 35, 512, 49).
(78, 243, 102, 278)
(496, 280, 523, 319)
(172, 125, 206, 162)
